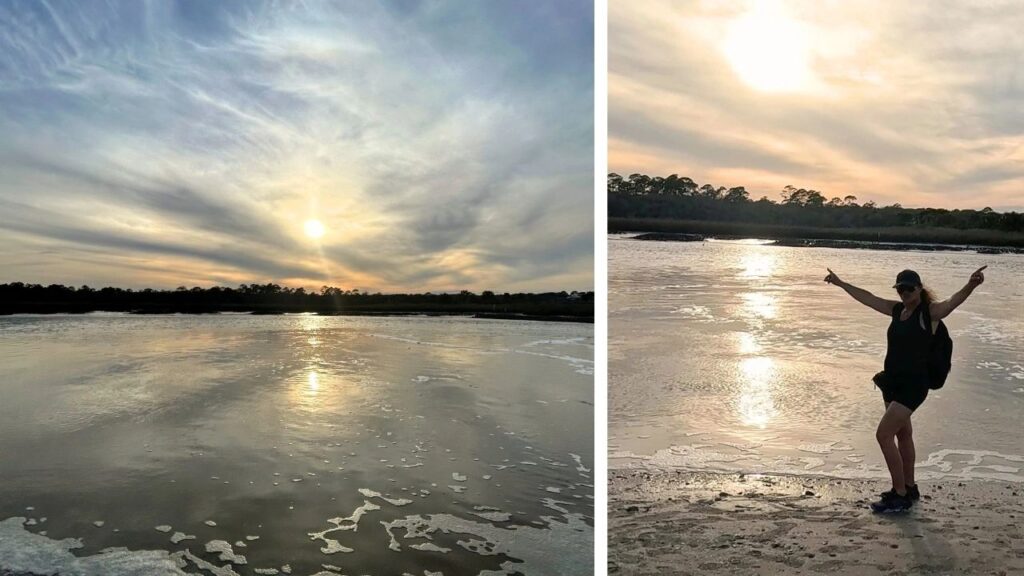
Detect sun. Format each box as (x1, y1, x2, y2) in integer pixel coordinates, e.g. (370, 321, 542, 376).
(304, 219, 326, 239)
(722, 3, 813, 93)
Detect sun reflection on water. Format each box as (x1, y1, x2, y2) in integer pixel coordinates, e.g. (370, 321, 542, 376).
(739, 251, 777, 279)
(737, 356, 778, 429)
(742, 292, 777, 319)
(737, 331, 762, 354)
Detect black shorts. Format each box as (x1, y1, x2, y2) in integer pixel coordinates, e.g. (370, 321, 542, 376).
(873, 371, 929, 411)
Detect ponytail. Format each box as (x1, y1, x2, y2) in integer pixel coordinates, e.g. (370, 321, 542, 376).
(921, 286, 938, 305)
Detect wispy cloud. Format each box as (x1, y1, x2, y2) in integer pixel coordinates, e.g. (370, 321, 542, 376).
(610, 0, 1024, 211)
(0, 0, 594, 292)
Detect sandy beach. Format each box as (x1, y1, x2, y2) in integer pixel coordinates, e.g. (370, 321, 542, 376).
(609, 469, 1024, 575)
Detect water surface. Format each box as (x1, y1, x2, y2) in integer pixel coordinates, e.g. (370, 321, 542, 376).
(609, 236, 1024, 483)
(0, 314, 593, 575)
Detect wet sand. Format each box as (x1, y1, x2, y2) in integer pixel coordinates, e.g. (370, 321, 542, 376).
(609, 470, 1024, 575)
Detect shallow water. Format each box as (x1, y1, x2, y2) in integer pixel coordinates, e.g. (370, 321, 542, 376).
(0, 314, 593, 575)
(609, 235, 1024, 483)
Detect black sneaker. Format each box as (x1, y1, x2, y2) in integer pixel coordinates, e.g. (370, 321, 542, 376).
(906, 483, 920, 501)
(879, 485, 920, 505)
(870, 490, 912, 513)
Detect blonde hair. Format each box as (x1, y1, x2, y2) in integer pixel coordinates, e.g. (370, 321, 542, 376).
(921, 285, 938, 305)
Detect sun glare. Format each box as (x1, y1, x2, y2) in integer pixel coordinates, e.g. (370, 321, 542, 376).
(723, 3, 813, 92)
(304, 219, 326, 239)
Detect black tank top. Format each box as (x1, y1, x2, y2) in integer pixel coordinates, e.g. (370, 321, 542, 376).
(883, 302, 931, 383)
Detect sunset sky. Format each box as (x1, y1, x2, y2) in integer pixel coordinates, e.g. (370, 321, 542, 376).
(610, 0, 1024, 211)
(0, 0, 593, 293)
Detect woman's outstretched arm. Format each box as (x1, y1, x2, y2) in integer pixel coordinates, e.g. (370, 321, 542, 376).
(824, 268, 898, 316)
(930, 265, 986, 320)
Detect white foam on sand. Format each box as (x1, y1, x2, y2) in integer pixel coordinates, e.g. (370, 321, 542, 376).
(170, 532, 196, 544)
(669, 305, 714, 321)
(613, 443, 1024, 483)
(918, 449, 1024, 482)
(569, 453, 590, 474)
(471, 511, 513, 522)
(205, 540, 247, 565)
(380, 513, 592, 575)
(797, 442, 837, 454)
(0, 517, 190, 576)
(540, 498, 572, 514)
(309, 500, 381, 554)
(522, 337, 591, 348)
(512, 349, 594, 375)
(359, 488, 413, 506)
(155, 525, 173, 533)
(410, 541, 452, 553)
(182, 549, 241, 576)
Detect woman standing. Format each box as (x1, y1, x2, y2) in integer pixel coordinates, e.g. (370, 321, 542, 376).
(825, 265, 987, 513)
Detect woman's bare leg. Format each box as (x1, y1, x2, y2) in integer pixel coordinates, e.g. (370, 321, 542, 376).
(896, 418, 915, 486)
(876, 402, 913, 494)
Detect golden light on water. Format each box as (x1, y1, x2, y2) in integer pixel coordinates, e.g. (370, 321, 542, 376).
(737, 331, 762, 355)
(739, 252, 777, 279)
(307, 370, 319, 393)
(737, 356, 778, 428)
(722, 1, 814, 93)
(742, 292, 777, 319)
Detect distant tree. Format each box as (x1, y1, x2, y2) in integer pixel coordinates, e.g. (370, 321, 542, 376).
(723, 186, 750, 203)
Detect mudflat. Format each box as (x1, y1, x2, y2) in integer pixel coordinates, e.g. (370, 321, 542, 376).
(609, 469, 1024, 576)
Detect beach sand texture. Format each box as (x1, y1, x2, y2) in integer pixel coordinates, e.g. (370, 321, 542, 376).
(610, 470, 1024, 576)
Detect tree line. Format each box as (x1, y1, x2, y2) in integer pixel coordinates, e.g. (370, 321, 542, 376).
(0, 282, 594, 320)
(609, 173, 1024, 232)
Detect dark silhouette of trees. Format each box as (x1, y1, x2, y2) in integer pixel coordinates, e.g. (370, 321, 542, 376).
(608, 172, 1024, 235)
(0, 282, 593, 321)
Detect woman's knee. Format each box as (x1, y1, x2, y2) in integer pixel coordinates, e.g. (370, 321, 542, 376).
(896, 423, 913, 442)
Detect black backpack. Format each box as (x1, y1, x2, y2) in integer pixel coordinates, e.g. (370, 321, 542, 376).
(922, 304, 953, 389)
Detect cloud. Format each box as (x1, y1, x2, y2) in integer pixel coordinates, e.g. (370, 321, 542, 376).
(610, 0, 1024, 211)
(0, 0, 593, 292)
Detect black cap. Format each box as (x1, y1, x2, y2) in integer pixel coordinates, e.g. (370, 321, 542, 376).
(893, 269, 922, 288)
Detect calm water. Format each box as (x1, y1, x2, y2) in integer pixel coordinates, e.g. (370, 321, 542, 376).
(0, 314, 593, 575)
(609, 235, 1024, 483)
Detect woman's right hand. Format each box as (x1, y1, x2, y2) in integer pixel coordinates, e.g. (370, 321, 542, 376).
(824, 268, 841, 285)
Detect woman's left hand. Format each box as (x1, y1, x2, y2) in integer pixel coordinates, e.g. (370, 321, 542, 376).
(968, 265, 987, 288)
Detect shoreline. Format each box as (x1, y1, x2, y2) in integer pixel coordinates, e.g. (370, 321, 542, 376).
(609, 468, 1024, 575)
(608, 216, 1024, 251)
(0, 310, 594, 324)
(620, 231, 1024, 254)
